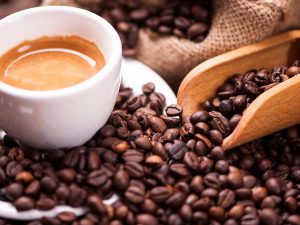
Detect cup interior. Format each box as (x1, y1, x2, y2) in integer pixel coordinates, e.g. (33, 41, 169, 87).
(0, 6, 121, 94)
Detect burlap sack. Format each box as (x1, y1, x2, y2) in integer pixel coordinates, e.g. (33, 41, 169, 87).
(42, 0, 300, 89)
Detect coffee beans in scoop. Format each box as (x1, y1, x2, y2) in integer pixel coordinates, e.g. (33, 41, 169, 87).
(92, 0, 211, 57)
(188, 60, 300, 145)
(1, 61, 300, 225)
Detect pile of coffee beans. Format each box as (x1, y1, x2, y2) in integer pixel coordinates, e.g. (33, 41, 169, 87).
(88, 0, 211, 57)
(1, 61, 300, 225)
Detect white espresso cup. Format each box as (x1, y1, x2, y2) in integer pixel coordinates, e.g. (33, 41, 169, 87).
(0, 6, 122, 149)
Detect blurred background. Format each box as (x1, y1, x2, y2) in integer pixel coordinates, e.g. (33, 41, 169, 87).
(0, 0, 41, 19)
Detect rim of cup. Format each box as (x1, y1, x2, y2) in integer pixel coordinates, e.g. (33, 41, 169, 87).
(0, 6, 122, 99)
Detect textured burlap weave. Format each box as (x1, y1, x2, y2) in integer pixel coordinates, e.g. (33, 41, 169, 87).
(42, 0, 300, 89)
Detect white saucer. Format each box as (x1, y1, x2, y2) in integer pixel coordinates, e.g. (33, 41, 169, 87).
(0, 58, 176, 220)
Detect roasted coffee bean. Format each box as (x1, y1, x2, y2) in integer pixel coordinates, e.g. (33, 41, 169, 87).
(168, 141, 188, 160)
(124, 162, 144, 178)
(149, 116, 167, 133)
(41, 176, 58, 194)
(6, 161, 23, 178)
(229, 114, 242, 130)
(286, 215, 300, 225)
(165, 104, 183, 117)
(145, 155, 163, 165)
(14, 196, 35, 211)
(135, 136, 152, 150)
(55, 186, 70, 203)
(136, 214, 158, 225)
(190, 111, 210, 124)
(228, 205, 244, 219)
(15, 171, 34, 183)
(68, 186, 87, 207)
(87, 151, 101, 170)
(170, 163, 190, 177)
(209, 206, 225, 221)
(259, 208, 282, 225)
(100, 125, 115, 137)
(142, 82, 155, 95)
(87, 195, 106, 215)
(4, 183, 23, 200)
(125, 185, 145, 204)
(122, 150, 144, 163)
(36, 197, 56, 210)
(204, 173, 221, 189)
(215, 160, 229, 174)
(64, 148, 80, 167)
(25, 180, 41, 197)
(228, 171, 243, 189)
(190, 175, 204, 194)
(265, 177, 281, 194)
(183, 151, 200, 170)
(57, 168, 76, 183)
(210, 115, 231, 137)
(192, 196, 211, 211)
(113, 167, 129, 190)
(195, 122, 210, 135)
(57, 212, 76, 223)
(149, 186, 172, 203)
(218, 189, 235, 209)
(219, 100, 234, 117)
(286, 66, 300, 77)
(209, 130, 224, 146)
(87, 170, 107, 187)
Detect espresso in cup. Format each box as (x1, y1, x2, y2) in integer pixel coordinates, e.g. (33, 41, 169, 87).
(0, 35, 105, 90)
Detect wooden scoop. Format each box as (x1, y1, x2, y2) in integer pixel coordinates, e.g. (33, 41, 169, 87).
(178, 30, 300, 150)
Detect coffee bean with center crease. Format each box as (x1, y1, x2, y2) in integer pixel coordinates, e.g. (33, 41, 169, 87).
(165, 104, 183, 117)
(218, 189, 235, 209)
(64, 149, 80, 167)
(170, 163, 190, 177)
(142, 82, 155, 95)
(149, 116, 167, 133)
(125, 185, 145, 204)
(122, 150, 144, 163)
(166, 191, 185, 208)
(87, 169, 107, 187)
(168, 141, 188, 160)
(183, 151, 200, 170)
(150, 186, 172, 203)
(124, 162, 144, 178)
(210, 115, 231, 137)
(204, 173, 221, 189)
